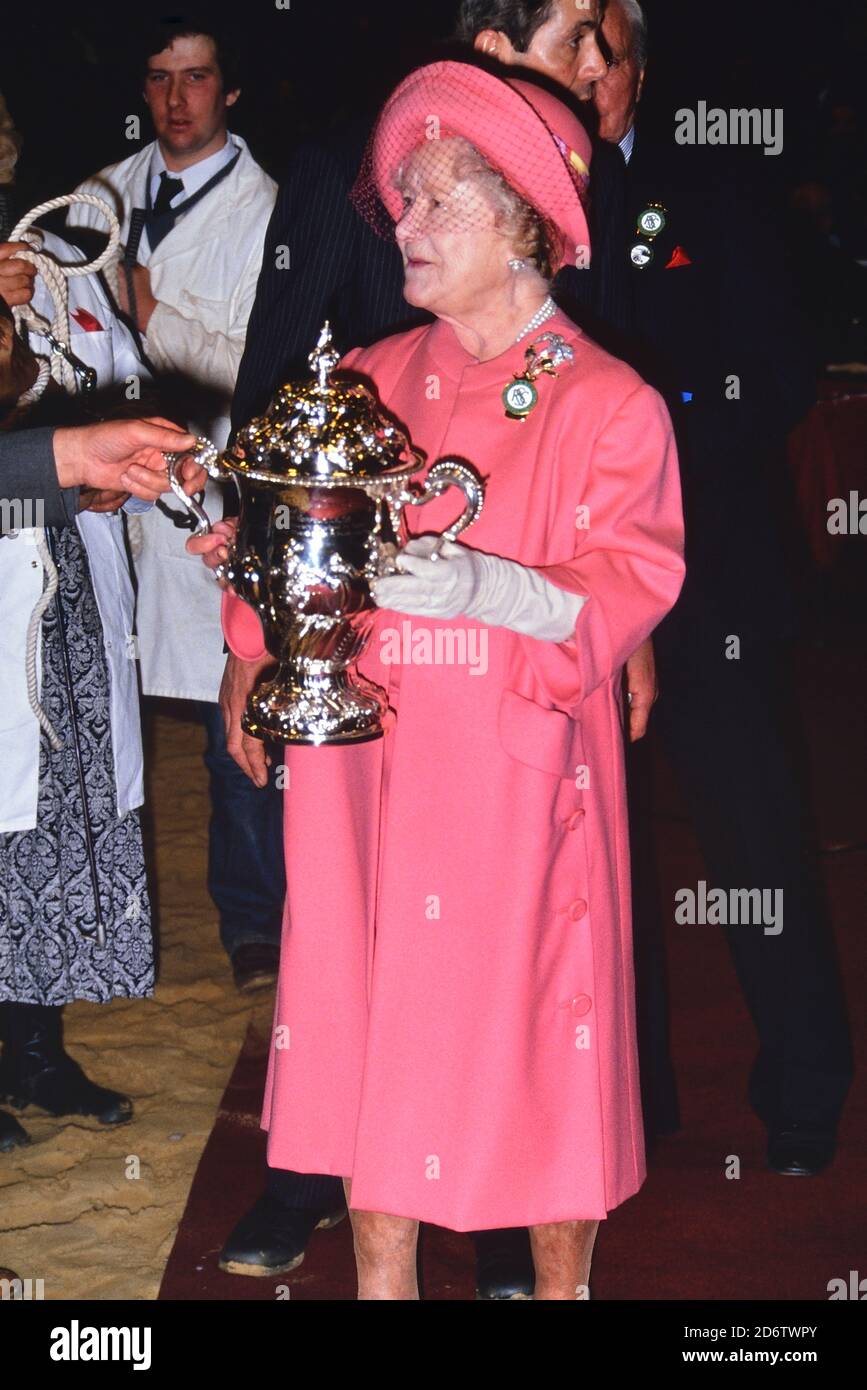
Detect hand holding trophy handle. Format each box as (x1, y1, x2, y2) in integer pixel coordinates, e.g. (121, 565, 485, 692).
(163, 436, 226, 535)
(164, 436, 237, 578)
(390, 459, 485, 565)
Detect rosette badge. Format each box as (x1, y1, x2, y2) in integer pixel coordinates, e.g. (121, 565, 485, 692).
(164, 323, 485, 745)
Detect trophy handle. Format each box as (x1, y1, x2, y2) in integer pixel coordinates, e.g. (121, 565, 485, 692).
(163, 436, 228, 537)
(402, 459, 485, 541)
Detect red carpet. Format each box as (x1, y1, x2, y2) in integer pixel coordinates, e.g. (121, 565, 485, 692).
(159, 631, 866, 1300)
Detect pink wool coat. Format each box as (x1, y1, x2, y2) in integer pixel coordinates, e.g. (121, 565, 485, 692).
(224, 309, 685, 1231)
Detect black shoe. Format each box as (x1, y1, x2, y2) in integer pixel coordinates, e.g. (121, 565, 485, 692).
(0, 1108, 30, 1153)
(219, 1193, 347, 1277)
(473, 1228, 535, 1300)
(0, 1003, 132, 1125)
(231, 944, 280, 994)
(768, 1124, 837, 1176)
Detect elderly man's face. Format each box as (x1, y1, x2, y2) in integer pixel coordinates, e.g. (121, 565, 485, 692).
(395, 142, 522, 320)
(475, 0, 608, 101)
(592, 0, 645, 143)
(143, 34, 239, 168)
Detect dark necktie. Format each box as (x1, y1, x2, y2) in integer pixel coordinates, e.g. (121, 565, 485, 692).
(153, 171, 184, 216)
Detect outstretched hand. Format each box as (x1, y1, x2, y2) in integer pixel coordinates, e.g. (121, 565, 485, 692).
(53, 417, 202, 502)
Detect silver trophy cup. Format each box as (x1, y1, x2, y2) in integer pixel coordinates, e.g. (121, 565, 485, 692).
(165, 323, 484, 745)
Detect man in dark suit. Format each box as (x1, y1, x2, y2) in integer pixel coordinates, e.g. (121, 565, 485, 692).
(594, 0, 853, 1174)
(219, 0, 644, 1299)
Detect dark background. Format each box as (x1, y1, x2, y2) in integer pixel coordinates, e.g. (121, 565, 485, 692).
(3, 0, 866, 231)
(3, 0, 866, 376)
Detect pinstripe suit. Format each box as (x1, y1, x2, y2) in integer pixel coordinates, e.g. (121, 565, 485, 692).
(231, 120, 427, 434)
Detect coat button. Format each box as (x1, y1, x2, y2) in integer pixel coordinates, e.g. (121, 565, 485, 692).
(568, 899, 588, 921)
(565, 810, 586, 831)
(571, 995, 592, 1017)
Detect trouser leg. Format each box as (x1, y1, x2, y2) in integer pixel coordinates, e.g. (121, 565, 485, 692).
(266, 1164, 345, 1210)
(199, 701, 285, 960)
(627, 734, 681, 1138)
(654, 640, 853, 1129)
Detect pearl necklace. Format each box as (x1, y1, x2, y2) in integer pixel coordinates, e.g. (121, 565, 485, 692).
(515, 295, 557, 344)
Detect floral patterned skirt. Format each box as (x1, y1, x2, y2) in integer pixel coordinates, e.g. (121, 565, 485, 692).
(0, 524, 154, 1006)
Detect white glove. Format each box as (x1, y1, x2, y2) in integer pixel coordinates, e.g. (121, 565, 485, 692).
(371, 536, 586, 643)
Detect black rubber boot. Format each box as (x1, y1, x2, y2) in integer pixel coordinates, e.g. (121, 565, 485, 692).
(0, 1003, 132, 1125)
(473, 1228, 535, 1300)
(0, 1107, 30, 1152)
(219, 1194, 347, 1277)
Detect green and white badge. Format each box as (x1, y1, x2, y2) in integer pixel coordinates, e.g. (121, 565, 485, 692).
(638, 206, 667, 237)
(503, 379, 539, 419)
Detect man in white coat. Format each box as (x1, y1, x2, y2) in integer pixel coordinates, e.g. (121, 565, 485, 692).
(67, 19, 281, 991)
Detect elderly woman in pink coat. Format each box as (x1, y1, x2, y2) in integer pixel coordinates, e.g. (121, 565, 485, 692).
(194, 61, 684, 1299)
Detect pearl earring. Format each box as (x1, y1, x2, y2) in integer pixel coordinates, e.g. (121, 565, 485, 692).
(508, 258, 528, 273)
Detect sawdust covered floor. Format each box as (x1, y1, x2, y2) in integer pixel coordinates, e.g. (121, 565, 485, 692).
(0, 701, 271, 1300)
(3, 619, 864, 1300)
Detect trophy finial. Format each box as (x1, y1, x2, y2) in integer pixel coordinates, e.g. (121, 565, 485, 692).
(309, 321, 340, 390)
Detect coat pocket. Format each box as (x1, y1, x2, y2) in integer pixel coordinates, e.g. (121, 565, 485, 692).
(497, 688, 582, 779)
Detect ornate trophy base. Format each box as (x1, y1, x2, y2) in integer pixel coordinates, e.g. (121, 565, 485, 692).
(243, 667, 389, 746)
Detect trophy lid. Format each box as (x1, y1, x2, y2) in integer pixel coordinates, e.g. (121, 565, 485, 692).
(226, 323, 422, 483)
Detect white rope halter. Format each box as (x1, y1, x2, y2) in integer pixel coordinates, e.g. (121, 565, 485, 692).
(8, 193, 121, 749)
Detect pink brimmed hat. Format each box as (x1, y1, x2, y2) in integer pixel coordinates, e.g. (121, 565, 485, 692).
(368, 60, 593, 268)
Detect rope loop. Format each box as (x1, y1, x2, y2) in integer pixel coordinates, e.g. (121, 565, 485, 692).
(8, 193, 123, 747)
